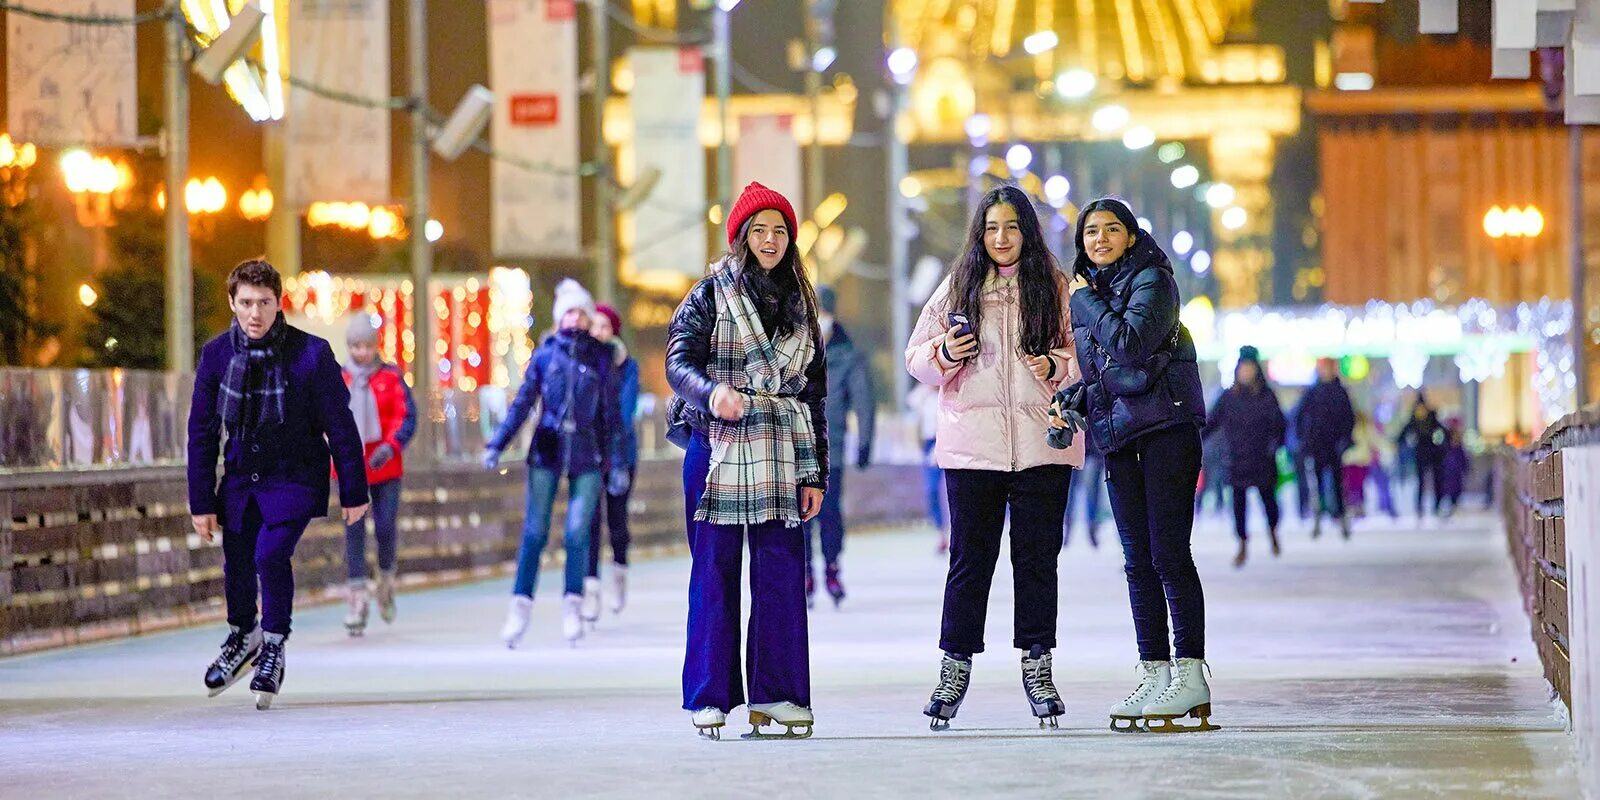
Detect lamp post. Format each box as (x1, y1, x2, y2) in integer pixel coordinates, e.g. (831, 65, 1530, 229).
(1484, 204, 1546, 431)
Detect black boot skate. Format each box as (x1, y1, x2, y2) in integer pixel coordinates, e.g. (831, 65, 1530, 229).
(1021, 644, 1065, 729)
(825, 563, 845, 609)
(249, 634, 286, 710)
(203, 625, 262, 698)
(924, 653, 972, 731)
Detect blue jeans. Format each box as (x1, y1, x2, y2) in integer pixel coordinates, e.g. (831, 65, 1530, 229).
(511, 467, 600, 597)
(681, 433, 810, 712)
(345, 478, 402, 580)
(1065, 452, 1105, 544)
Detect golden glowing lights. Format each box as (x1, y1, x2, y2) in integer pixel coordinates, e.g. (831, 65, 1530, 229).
(0, 134, 38, 170)
(61, 149, 128, 194)
(185, 177, 227, 215)
(1483, 205, 1544, 240)
(239, 176, 274, 221)
(78, 284, 99, 307)
(308, 201, 407, 240)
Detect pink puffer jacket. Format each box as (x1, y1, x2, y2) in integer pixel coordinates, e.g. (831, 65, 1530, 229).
(905, 271, 1085, 472)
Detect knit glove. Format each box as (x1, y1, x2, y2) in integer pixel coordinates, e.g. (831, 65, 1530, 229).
(367, 443, 395, 470)
(1047, 393, 1087, 451)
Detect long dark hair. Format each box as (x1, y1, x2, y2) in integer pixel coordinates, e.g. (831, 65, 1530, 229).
(947, 185, 1065, 357)
(1070, 196, 1143, 283)
(728, 215, 819, 344)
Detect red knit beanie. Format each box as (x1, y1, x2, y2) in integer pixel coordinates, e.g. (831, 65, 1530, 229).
(726, 182, 798, 247)
(595, 303, 622, 335)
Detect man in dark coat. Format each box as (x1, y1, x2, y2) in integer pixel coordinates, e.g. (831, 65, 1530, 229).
(1204, 346, 1287, 566)
(1294, 358, 1356, 539)
(189, 259, 370, 709)
(806, 285, 876, 608)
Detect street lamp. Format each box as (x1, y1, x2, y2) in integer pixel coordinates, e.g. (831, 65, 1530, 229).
(1484, 204, 1545, 302)
(60, 149, 131, 269)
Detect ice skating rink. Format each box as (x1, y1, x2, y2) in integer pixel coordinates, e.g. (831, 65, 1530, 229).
(0, 511, 1577, 799)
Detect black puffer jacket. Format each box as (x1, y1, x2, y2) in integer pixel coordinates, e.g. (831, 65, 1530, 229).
(665, 274, 830, 489)
(1068, 236, 1206, 454)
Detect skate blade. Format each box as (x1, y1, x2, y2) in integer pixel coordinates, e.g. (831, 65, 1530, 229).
(346, 627, 365, 638)
(1108, 716, 1147, 733)
(742, 712, 814, 740)
(696, 725, 724, 741)
(254, 690, 276, 711)
(1144, 705, 1219, 734)
(1037, 715, 1061, 730)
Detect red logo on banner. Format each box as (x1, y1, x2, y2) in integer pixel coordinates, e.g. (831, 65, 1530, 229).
(679, 47, 705, 74)
(510, 94, 559, 126)
(547, 0, 576, 21)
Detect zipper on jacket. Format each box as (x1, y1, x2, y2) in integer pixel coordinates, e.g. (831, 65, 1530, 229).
(1002, 288, 1016, 472)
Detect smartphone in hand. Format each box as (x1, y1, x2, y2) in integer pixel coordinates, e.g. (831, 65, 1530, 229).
(946, 311, 974, 340)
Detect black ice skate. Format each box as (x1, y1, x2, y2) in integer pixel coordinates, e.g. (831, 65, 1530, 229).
(203, 626, 262, 698)
(825, 564, 845, 609)
(924, 653, 972, 731)
(1021, 644, 1065, 729)
(249, 635, 286, 710)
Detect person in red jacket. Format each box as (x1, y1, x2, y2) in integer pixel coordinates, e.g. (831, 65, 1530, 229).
(340, 313, 418, 636)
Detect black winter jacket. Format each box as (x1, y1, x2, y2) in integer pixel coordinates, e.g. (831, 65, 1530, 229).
(824, 323, 876, 468)
(665, 274, 830, 490)
(1067, 236, 1206, 454)
(1204, 382, 1287, 487)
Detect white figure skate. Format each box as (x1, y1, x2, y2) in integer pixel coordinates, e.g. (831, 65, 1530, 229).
(692, 707, 726, 740)
(581, 576, 602, 628)
(500, 595, 533, 649)
(561, 592, 585, 646)
(344, 582, 370, 637)
(1142, 658, 1219, 733)
(1108, 660, 1171, 733)
(375, 569, 398, 624)
(609, 564, 628, 614)
(744, 702, 814, 740)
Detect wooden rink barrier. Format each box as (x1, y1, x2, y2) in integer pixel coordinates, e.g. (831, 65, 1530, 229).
(0, 460, 931, 656)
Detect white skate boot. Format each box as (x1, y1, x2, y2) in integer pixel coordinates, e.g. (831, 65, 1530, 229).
(691, 707, 726, 740)
(1108, 660, 1171, 732)
(1141, 658, 1218, 733)
(375, 569, 398, 624)
(581, 577, 602, 628)
(344, 582, 370, 637)
(744, 701, 814, 740)
(609, 564, 628, 614)
(561, 592, 585, 646)
(500, 595, 533, 649)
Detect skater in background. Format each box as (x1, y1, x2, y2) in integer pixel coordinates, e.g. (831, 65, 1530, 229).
(908, 382, 949, 553)
(1295, 358, 1355, 539)
(582, 303, 640, 623)
(1439, 420, 1469, 518)
(1397, 390, 1446, 520)
(1059, 198, 1215, 734)
(484, 279, 624, 649)
(1367, 414, 1402, 519)
(1286, 406, 1314, 522)
(190, 260, 370, 710)
(1203, 346, 1286, 568)
(1063, 434, 1105, 549)
(339, 313, 418, 637)
(666, 183, 826, 740)
(907, 184, 1081, 731)
(1342, 411, 1378, 519)
(805, 284, 877, 610)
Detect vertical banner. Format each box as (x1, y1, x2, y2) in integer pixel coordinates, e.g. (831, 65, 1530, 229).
(735, 115, 803, 217)
(488, 0, 582, 259)
(1564, 444, 1599, 795)
(629, 47, 707, 278)
(6, 0, 138, 146)
(286, 0, 390, 207)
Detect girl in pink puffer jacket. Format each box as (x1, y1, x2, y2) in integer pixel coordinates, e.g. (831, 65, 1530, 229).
(905, 185, 1083, 731)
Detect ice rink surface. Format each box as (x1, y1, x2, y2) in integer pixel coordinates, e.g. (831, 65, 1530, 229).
(0, 510, 1578, 799)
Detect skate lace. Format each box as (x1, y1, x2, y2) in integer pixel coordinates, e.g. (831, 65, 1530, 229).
(1152, 660, 1209, 705)
(931, 659, 970, 703)
(1022, 654, 1060, 702)
(1121, 663, 1165, 705)
(217, 632, 250, 669)
(256, 643, 283, 679)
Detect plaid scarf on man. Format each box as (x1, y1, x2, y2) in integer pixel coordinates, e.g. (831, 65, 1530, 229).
(695, 261, 820, 527)
(219, 313, 288, 437)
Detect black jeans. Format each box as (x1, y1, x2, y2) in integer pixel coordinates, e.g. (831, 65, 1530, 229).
(1312, 456, 1345, 520)
(587, 466, 636, 576)
(1106, 424, 1205, 661)
(1231, 480, 1280, 542)
(940, 464, 1072, 655)
(804, 465, 847, 576)
(1415, 457, 1442, 517)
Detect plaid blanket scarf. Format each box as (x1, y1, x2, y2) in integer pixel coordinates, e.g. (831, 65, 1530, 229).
(695, 262, 820, 527)
(219, 313, 288, 437)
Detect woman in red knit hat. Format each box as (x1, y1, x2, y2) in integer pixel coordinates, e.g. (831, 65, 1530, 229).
(665, 182, 827, 740)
